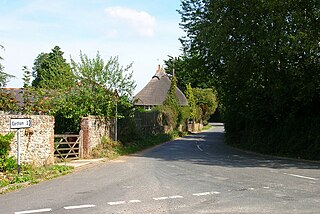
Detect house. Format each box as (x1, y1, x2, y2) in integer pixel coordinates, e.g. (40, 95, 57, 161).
(134, 65, 187, 110)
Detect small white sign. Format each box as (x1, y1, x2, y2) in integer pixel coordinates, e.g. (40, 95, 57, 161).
(10, 118, 32, 129)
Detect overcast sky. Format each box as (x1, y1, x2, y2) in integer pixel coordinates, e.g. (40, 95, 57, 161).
(0, 0, 184, 94)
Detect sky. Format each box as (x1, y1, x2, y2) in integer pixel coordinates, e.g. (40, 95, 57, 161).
(0, 0, 185, 94)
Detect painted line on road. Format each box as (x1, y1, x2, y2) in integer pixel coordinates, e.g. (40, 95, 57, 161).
(196, 143, 203, 151)
(14, 208, 52, 214)
(284, 173, 318, 181)
(128, 200, 141, 203)
(153, 196, 169, 201)
(169, 195, 184, 199)
(107, 201, 126, 206)
(64, 204, 96, 210)
(192, 191, 220, 196)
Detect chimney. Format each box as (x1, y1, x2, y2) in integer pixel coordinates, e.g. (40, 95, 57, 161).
(157, 64, 161, 72)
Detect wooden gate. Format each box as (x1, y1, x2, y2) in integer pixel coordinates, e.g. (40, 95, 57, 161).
(54, 131, 83, 160)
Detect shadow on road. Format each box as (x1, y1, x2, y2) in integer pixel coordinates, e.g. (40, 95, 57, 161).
(133, 125, 320, 170)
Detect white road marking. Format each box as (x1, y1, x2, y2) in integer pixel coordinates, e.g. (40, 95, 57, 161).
(107, 201, 126, 206)
(153, 196, 169, 201)
(169, 195, 184, 199)
(64, 204, 96, 210)
(263, 186, 270, 189)
(14, 208, 52, 214)
(128, 200, 141, 203)
(284, 173, 318, 181)
(192, 191, 220, 196)
(196, 144, 203, 151)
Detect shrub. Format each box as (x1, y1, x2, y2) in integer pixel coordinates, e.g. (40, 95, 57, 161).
(0, 133, 15, 172)
(0, 133, 14, 157)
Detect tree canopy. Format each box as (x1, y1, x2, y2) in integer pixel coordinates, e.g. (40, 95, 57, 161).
(0, 45, 14, 88)
(52, 52, 136, 133)
(32, 46, 74, 89)
(179, 0, 320, 159)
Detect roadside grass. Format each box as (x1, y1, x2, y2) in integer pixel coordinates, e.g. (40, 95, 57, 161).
(0, 164, 73, 194)
(90, 130, 188, 159)
(202, 124, 212, 131)
(0, 127, 203, 194)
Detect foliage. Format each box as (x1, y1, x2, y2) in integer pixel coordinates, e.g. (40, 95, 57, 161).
(193, 88, 218, 123)
(164, 54, 213, 92)
(0, 45, 14, 87)
(118, 131, 181, 155)
(22, 66, 33, 114)
(52, 52, 136, 133)
(179, 0, 320, 159)
(0, 164, 73, 194)
(0, 89, 20, 112)
(0, 133, 15, 172)
(161, 76, 188, 129)
(32, 46, 74, 89)
(0, 133, 14, 158)
(185, 83, 197, 120)
(90, 136, 122, 159)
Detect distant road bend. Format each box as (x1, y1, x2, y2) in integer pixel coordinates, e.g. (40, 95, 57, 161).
(0, 123, 319, 213)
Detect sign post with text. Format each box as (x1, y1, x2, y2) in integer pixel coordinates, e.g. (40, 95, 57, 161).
(10, 118, 32, 174)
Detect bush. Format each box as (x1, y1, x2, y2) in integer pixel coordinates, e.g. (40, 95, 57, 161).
(0, 133, 14, 157)
(0, 156, 17, 172)
(0, 133, 15, 172)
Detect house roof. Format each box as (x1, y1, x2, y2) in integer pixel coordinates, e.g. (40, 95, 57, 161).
(1, 88, 24, 106)
(134, 66, 188, 106)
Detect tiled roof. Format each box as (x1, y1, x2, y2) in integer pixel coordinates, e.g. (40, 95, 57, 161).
(1, 88, 24, 106)
(134, 68, 188, 106)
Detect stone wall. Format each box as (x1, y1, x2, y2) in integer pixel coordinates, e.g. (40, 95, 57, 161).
(188, 122, 203, 133)
(0, 114, 55, 166)
(81, 116, 114, 157)
(134, 111, 170, 135)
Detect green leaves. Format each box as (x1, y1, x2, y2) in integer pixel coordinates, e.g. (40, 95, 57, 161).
(0, 44, 14, 88)
(179, 0, 320, 159)
(32, 46, 74, 89)
(53, 52, 136, 133)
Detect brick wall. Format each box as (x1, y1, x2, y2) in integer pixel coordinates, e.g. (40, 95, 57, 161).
(0, 114, 55, 166)
(81, 116, 114, 157)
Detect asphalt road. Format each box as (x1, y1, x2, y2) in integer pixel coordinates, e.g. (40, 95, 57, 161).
(1, 124, 319, 214)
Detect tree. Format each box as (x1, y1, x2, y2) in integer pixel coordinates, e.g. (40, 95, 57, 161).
(179, 0, 320, 159)
(164, 53, 213, 92)
(32, 46, 74, 89)
(193, 88, 218, 124)
(185, 83, 196, 121)
(0, 45, 14, 87)
(22, 66, 33, 114)
(52, 52, 136, 133)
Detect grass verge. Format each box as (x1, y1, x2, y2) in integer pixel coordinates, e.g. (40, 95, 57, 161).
(0, 164, 73, 194)
(90, 131, 187, 159)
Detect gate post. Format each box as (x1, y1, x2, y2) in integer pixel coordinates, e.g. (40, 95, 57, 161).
(79, 130, 83, 158)
(80, 117, 90, 158)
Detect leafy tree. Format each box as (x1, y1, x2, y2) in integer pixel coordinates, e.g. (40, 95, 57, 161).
(0, 45, 14, 87)
(164, 53, 213, 92)
(179, 0, 320, 159)
(52, 52, 136, 133)
(193, 88, 218, 124)
(185, 83, 196, 121)
(0, 132, 15, 172)
(32, 46, 74, 89)
(160, 75, 190, 130)
(0, 46, 19, 112)
(22, 66, 33, 114)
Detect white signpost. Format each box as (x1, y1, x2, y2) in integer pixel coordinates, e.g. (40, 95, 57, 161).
(10, 118, 32, 174)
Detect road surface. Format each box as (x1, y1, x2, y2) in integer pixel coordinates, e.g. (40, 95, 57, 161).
(1, 124, 319, 213)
